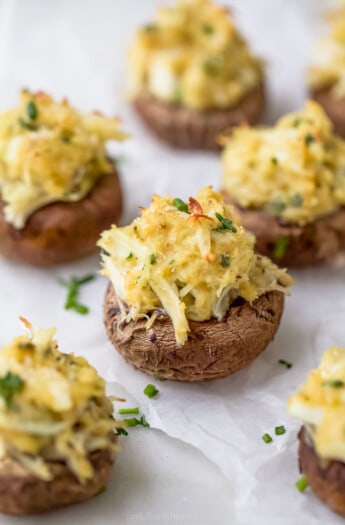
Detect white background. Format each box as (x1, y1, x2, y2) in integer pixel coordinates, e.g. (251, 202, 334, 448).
(0, 1, 344, 524)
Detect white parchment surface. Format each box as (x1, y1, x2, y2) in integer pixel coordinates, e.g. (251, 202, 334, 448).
(0, 1, 344, 524)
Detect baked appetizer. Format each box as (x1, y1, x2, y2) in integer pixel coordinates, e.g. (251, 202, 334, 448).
(0, 90, 127, 266)
(221, 101, 345, 267)
(288, 346, 345, 517)
(0, 319, 118, 515)
(99, 187, 292, 381)
(309, 8, 345, 137)
(128, 0, 265, 150)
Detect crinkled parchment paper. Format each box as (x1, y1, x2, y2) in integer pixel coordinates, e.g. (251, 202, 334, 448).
(0, 0, 344, 523)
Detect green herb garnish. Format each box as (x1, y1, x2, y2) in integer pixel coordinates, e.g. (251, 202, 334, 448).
(322, 379, 345, 388)
(96, 485, 107, 496)
(173, 198, 189, 213)
(201, 23, 214, 34)
(61, 134, 71, 143)
(149, 253, 157, 265)
(118, 407, 140, 415)
(215, 212, 237, 233)
(143, 23, 158, 32)
(292, 118, 301, 128)
(144, 384, 159, 398)
(60, 274, 95, 315)
(127, 252, 134, 260)
(273, 236, 289, 260)
(221, 254, 230, 268)
(202, 56, 221, 76)
(124, 415, 150, 428)
(275, 425, 286, 436)
(27, 100, 38, 120)
(269, 197, 286, 214)
(305, 133, 315, 146)
(271, 157, 278, 165)
(0, 372, 24, 408)
(262, 433, 273, 444)
(116, 427, 129, 436)
(290, 193, 303, 207)
(295, 475, 308, 492)
(278, 359, 293, 369)
(18, 118, 36, 131)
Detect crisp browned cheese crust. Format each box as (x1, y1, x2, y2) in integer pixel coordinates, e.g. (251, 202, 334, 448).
(104, 283, 284, 382)
(223, 193, 345, 267)
(133, 83, 265, 151)
(0, 436, 117, 516)
(298, 426, 345, 517)
(312, 87, 345, 139)
(0, 170, 122, 266)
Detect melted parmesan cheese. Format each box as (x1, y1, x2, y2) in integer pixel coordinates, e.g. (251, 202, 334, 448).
(0, 90, 127, 228)
(0, 322, 117, 481)
(288, 346, 345, 463)
(222, 101, 345, 224)
(98, 186, 293, 346)
(128, 0, 263, 110)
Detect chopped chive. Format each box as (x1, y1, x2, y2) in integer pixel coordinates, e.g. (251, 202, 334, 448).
(118, 407, 140, 415)
(144, 384, 159, 398)
(143, 23, 157, 32)
(262, 433, 273, 444)
(292, 118, 301, 128)
(305, 133, 315, 146)
(116, 427, 128, 436)
(127, 252, 134, 260)
(269, 196, 286, 214)
(60, 274, 95, 315)
(96, 485, 107, 496)
(71, 303, 89, 315)
(322, 379, 345, 388)
(290, 193, 303, 207)
(173, 198, 189, 213)
(295, 475, 308, 492)
(203, 56, 221, 76)
(201, 23, 214, 34)
(271, 156, 278, 165)
(0, 372, 25, 409)
(275, 425, 286, 436)
(221, 254, 230, 268)
(278, 359, 293, 369)
(124, 415, 150, 428)
(273, 236, 289, 260)
(18, 118, 36, 130)
(149, 253, 157, 264)
(215, 212, 237, 233)
(61, 134, 71, 143)
(27, 100, 38, 120)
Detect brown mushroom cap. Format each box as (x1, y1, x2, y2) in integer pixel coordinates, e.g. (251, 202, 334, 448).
(132, 83, 265, 151)
(104, 283, 284, 382)
(0, 170, 122, 266)
(312, 86, 345, 139)
(298, 426, 345, 517)
(0, 438, 117, 516)
(223, 193, 345, 267)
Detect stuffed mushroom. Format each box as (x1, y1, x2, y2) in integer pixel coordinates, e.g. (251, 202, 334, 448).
(0, 319, 119, 515)
(0, 90, 127, 266)
(288, 346, 345, 517)
(99, 187, 292, 381)
(309, 8, 345, 137)
(128, 0, 265, 151)
(221, 101, 345, 267)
